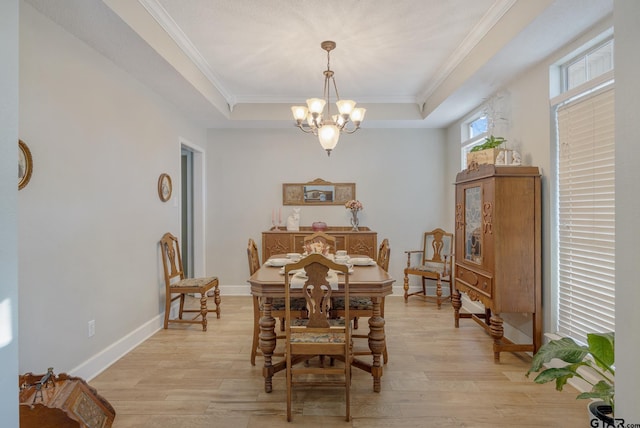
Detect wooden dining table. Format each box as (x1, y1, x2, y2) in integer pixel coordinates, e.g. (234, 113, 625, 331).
(248, 255, 395, 393)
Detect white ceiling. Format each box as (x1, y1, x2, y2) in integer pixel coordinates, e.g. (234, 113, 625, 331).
(24, 0, 613, 129)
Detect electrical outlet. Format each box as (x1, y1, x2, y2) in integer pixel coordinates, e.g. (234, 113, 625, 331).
(88, 320, 95, 337)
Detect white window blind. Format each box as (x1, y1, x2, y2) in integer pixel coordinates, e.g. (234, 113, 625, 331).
(557, 86, 615, 344)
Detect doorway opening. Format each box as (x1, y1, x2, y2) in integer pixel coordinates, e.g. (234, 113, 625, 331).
(180, 140, 205, 278)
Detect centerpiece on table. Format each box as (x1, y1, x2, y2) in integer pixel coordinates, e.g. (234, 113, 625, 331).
(345, 199, 363, 231)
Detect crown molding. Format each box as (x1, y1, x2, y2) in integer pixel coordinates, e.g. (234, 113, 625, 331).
(418, 0, 517, 104)
(138, 0, 236, 109)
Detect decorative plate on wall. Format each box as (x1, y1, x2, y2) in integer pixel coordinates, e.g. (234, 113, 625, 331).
(18, 140, 33, 190)
(158, 173, 172, 202)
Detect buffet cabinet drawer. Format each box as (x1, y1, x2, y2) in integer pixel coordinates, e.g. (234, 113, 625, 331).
(455, 264, 493, 299)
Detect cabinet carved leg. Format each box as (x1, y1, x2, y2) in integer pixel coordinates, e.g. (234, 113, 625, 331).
(489, 314, 504, 362)
(259, 299, 277, 392)
(452, 289, 462, 328)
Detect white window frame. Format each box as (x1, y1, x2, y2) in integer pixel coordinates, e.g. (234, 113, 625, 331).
(562, 37, 614, 93)
(460, 112, 488, 169)
(551, 36, 615, 345)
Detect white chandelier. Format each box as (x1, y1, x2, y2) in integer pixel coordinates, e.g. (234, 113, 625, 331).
(291, 41, 366, 156)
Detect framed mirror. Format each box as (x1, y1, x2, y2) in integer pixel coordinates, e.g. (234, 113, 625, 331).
(18, 140, 33, 190)
(283, 178, 355, 206)
(158, 173, 172, 202)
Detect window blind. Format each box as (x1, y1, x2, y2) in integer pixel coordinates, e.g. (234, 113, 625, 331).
(556, 86, 615, 344)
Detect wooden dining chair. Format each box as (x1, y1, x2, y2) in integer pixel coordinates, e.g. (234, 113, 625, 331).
(160, 232, 220, 331)
(302, 231, 336, 254)
(248, 238, 307, 365)
(332, 238, 390, 363)
(403, 228, 454, 308)
(284, 253, 352, 422)
(377, 238, 391, 272)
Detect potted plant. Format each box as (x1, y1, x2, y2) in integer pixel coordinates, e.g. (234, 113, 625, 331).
(470, 135, 506, 152)
(466, 135, 506, 167)
(526, 332, 615, 425)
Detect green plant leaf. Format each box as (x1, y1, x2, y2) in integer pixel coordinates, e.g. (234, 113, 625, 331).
(577, 381, 614, 407)
(587, 332, 615, 374)
(469, 135, 506, 152)
(527, 333, 615, 413)
(533, 367, 574, 388)
(526, 337, 589, 376)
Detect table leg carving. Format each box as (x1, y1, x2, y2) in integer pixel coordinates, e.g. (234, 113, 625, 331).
(259, 298, 276, 392)
(436, 278, 443, 308)
(367, 297, 385, 393)
(452, 289, 462, 328)
(489, 314, 504, 362)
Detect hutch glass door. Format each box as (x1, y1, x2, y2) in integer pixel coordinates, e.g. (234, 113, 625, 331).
(464, 185, 482, 264)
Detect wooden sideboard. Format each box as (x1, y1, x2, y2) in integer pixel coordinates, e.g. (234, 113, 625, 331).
(453, 164, 541, 362)
(261, 227, 377, 262)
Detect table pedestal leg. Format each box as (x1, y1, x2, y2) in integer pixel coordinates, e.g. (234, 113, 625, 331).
(259, 298, 276, 393)
(368, 297, 385, 392)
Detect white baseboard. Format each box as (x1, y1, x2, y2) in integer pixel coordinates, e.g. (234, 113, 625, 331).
(70, 313, 163, 381)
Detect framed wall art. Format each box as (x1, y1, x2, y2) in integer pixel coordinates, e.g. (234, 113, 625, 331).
(18, 140, 33, 190)
(282, 178, 355, 206)
(158, 173, 172, 202)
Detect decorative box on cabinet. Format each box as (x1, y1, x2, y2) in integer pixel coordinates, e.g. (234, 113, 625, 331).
(453, 164, 541, 362)
(19, 370, 115, 428)
(262, 227, 377, 262)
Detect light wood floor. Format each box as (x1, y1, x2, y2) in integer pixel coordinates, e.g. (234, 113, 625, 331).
(90, 296, 589, 427)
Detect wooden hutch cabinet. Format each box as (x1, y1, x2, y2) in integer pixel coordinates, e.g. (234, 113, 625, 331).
(453, 164, 541, 361)
(261, 227, 377, 263)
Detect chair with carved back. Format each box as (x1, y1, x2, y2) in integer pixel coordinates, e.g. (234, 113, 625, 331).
(332, 238, 390, 363)
(403, 228, 454, 308)
(302, 231, 337, 255)
(248, 238, 307, 365)
(284, 253, 352, 422)
(160, 232, 220, 331)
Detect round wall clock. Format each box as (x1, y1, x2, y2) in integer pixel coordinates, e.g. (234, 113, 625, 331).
(18, 140, 33, 190)
(158, 173, 172, 202)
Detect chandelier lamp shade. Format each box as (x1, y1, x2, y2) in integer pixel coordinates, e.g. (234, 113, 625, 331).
(291, 41, 366, 156)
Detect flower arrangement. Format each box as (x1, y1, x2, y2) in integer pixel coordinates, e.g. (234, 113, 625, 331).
(345, 200, 363, 211)
(304, 240, 331, 256)
(345, 200, 363, 231)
